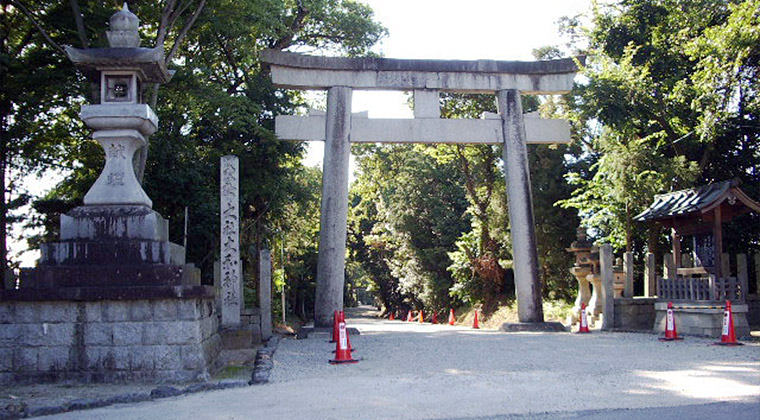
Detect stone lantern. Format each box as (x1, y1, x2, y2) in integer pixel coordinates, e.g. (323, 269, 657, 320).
(66, 3, 170, 208)
(566, 227, 593, 324)
(7, 5, 221, 384)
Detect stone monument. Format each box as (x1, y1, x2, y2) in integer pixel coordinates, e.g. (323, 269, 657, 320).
(1, 4, 220, 384)
(220, 155, 241, 327)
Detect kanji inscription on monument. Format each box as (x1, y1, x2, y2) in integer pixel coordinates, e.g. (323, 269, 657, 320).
(220, 155, 241, 326)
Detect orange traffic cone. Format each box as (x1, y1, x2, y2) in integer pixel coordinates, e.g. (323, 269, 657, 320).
(332, 311, 356, 353)
(448, 309, 455, 325)
(714, 300, 743, 346)
(419, 310, 424, 323)
(432, 312, 438, 324)
(389, 311, 395, 321)
(329, 316, 358, 364)
(329, 310, 339, 343)
(472, 310, 480, 329)
(659, 301, 683, 341)
(577, 302, 590, 333)
(406, 311, 413, 322)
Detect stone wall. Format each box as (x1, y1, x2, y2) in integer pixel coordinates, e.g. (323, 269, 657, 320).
(653, 301, 750, 338)
(613, 298, 656, 331)
(0, 298, 220, 385)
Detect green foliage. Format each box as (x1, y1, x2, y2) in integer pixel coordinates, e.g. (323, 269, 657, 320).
(349, 143, 470, 314)
(350, 90, 581, 313)
(10, 0, 385, 322)
(560, 0, 759, 256)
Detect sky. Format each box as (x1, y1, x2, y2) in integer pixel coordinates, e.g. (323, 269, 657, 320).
(13, 1, 591, 267)
(303, 0, 591, 167)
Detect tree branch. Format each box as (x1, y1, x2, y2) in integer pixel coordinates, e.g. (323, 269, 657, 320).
(68, 0, 88, 48)
(9, 0, 65, 55)
(166, 0, 205, 62)
(215, 33, 250, 91)
(155, 0, 177, 47)
(271, 0, 309, 50)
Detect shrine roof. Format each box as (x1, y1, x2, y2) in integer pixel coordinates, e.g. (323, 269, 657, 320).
(634, 179, 760, 222)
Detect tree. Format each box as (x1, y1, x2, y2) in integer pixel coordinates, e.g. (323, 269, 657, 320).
(560, 0, 759, 256)
(14, 0, 387, 312)
(348, 143, 469, 315)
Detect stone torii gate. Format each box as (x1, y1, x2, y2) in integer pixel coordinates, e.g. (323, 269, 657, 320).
(261, 50, 580, 327)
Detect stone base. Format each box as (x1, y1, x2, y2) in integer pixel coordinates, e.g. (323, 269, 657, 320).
(613, 298, 656, 331)
(499, 322, 566, 332)
(653, 301, 750, 338)
(0, 293, 221, 385)
(220, 327, 254, 350)
(20, 264, 200, 290)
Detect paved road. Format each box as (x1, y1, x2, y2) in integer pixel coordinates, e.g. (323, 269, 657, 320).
(42, 306, 760, 420)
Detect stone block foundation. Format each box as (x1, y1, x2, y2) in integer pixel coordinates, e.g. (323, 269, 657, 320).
(653, 301, 750, 338)
(613, 298, 656, 331)
(0, 297, 221, 385)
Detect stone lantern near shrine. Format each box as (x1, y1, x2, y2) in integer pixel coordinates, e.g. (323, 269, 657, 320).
(4, 4, 221, 384)
(66, 3, 168, 208)
(566, 227, 593, 324)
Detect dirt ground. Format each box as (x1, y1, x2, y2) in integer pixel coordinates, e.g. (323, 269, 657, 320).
(13, 306, 758, 420)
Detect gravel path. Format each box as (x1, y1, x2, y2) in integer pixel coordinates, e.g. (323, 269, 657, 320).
(35, 306, 760, 420)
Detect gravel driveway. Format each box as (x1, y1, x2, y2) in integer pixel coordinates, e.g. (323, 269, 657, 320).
(39, 306, 760, 420)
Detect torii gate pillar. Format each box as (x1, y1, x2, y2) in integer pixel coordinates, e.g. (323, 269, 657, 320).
(498, 89, 543, 322)
(314, 86, 352, 327)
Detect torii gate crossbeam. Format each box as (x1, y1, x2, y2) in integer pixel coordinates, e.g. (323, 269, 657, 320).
(261, 50, 581, 327)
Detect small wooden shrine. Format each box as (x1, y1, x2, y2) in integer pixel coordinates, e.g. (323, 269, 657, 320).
(635, 179, 759, 281)
(635, 179, 758, 337)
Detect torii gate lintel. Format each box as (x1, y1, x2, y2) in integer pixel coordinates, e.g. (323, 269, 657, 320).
(261, 50, 581, 327)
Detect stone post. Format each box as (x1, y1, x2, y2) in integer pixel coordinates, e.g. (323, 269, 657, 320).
(259, 249, 273, 341)
(220, 155, 241, 327)
(497, 89, 543, 323)
(721, 253, 730, 278)
(644, 252, 656, 297)
(314, 86, 352, 327)
(623, 252, 634, 297)
(737, 253, 748, 301)
(663, 253, 676, 280)
(682, 254, 693, 268)
(600, 244, 614, 330)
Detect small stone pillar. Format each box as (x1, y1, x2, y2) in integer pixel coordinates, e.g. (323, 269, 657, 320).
(721, 253, 730, 278)
(682, 254, 693, 268)
(259, 249, 273, 341)
(737, 253, 748, 300)
(497, 89, 543, 323)
(600, 244, 614, 330)
(623, 252, 634, 297)
(645, 252, 656, 297)
(314, 86, 352, 327)
(663, 253, 676, 279)
(612, 257, 625, 298)
(220, 155, 241, 327)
